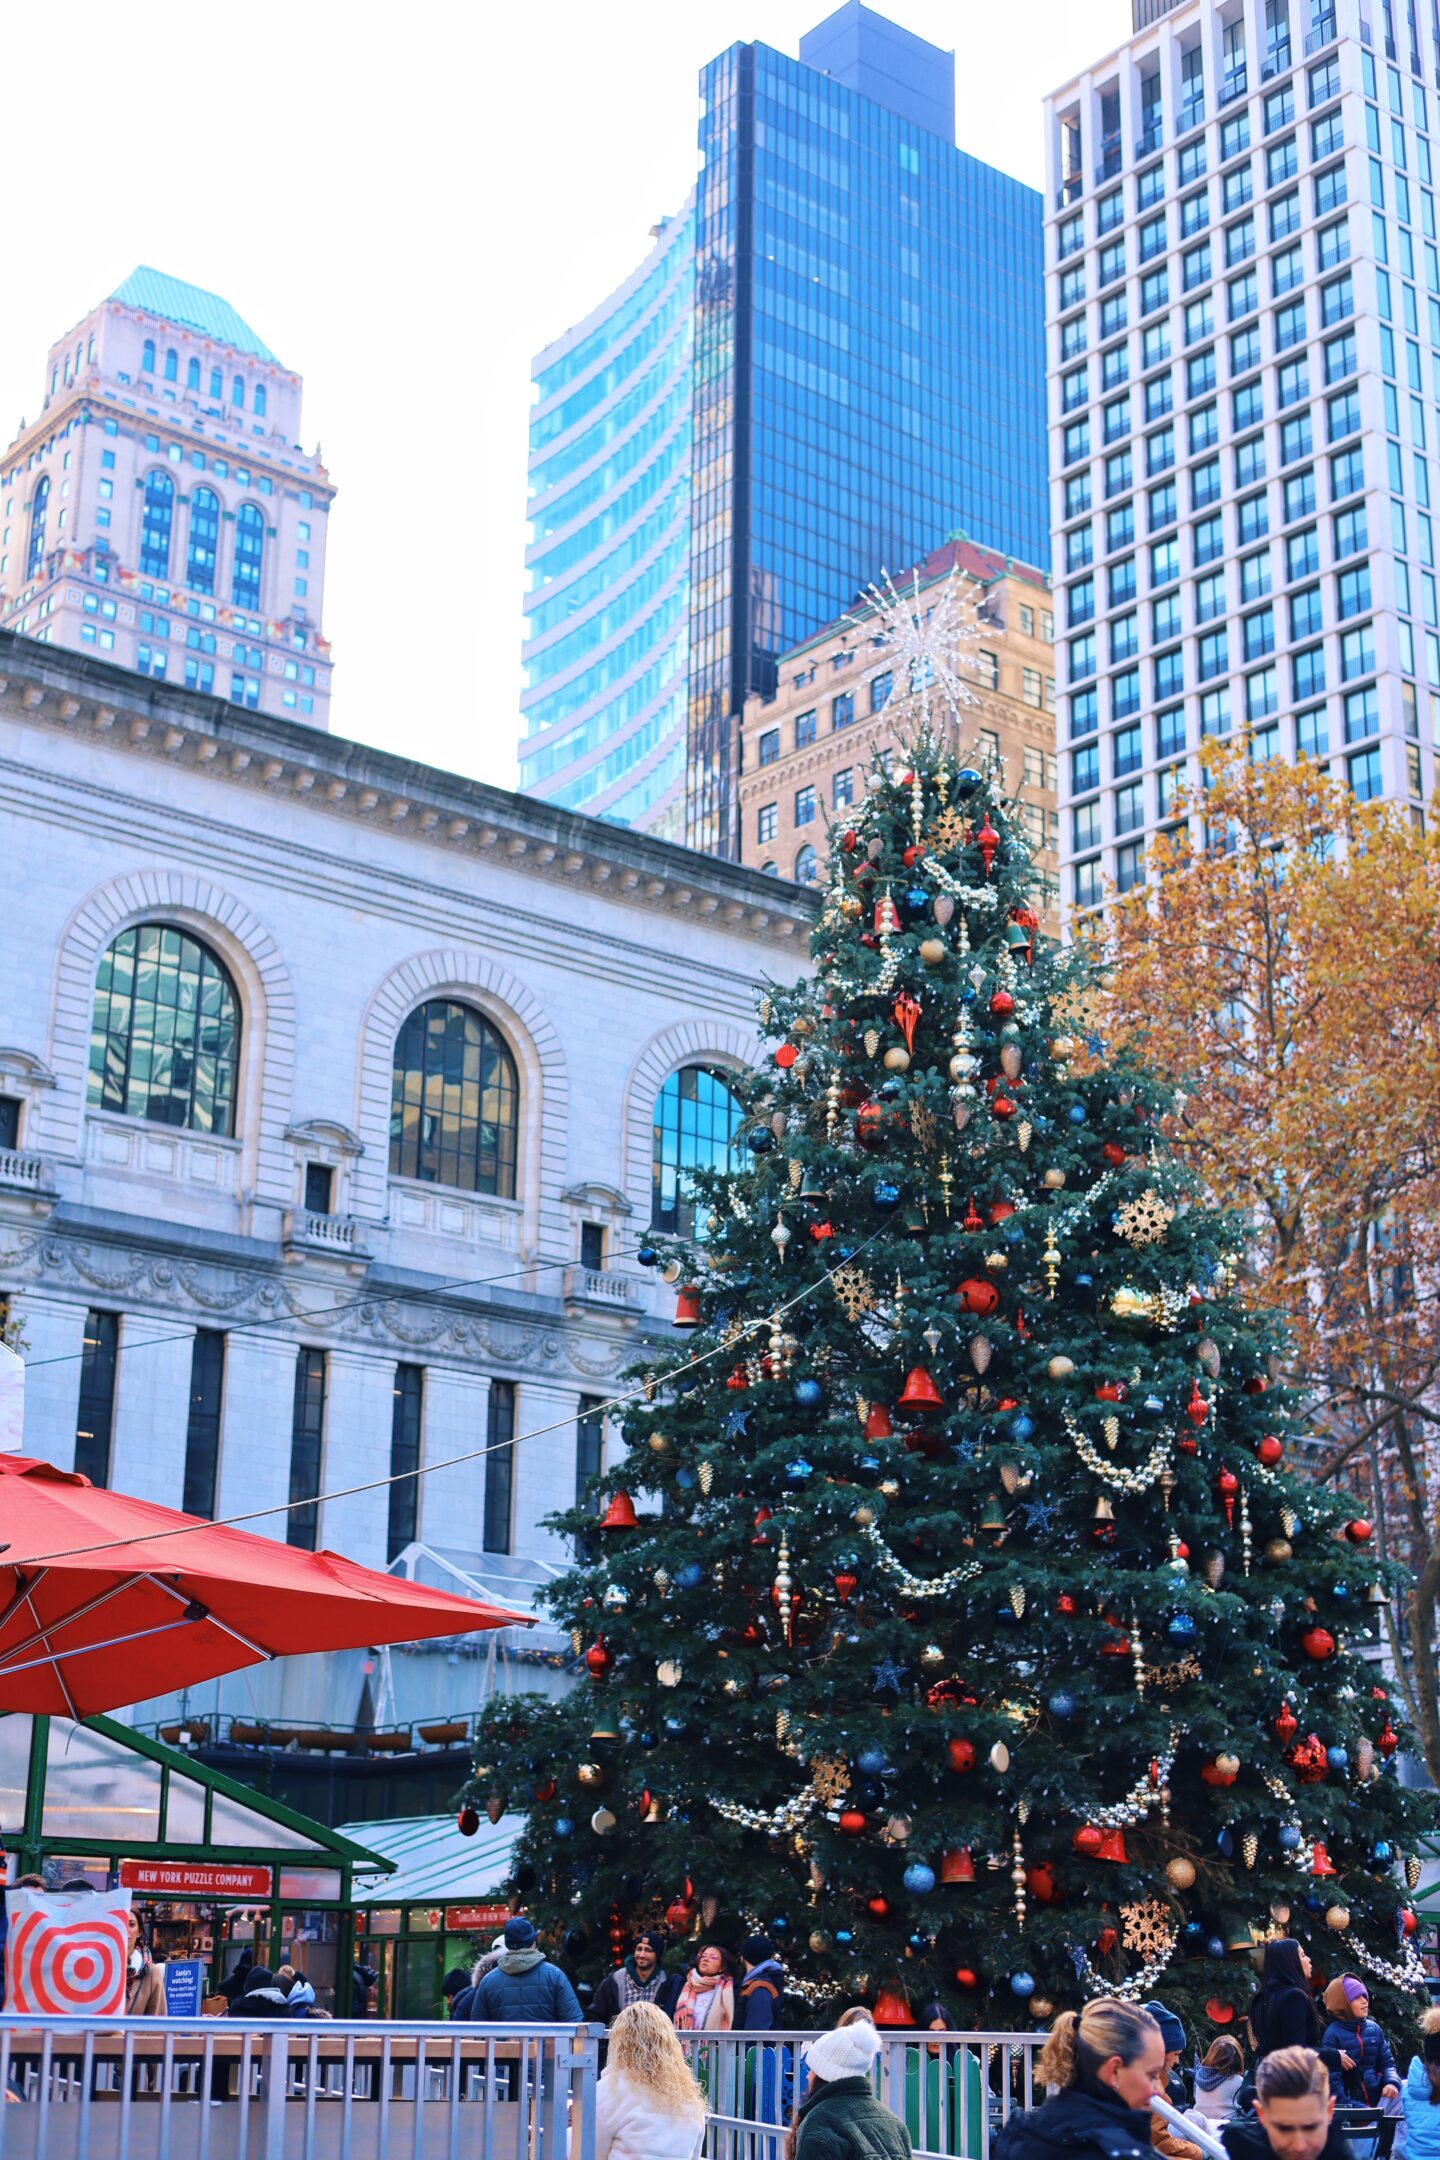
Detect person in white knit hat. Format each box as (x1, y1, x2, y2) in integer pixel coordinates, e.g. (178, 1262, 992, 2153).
(781, 2014, 913, 2160)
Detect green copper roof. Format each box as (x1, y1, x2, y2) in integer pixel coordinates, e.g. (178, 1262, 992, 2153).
(110, 266, 279, 364)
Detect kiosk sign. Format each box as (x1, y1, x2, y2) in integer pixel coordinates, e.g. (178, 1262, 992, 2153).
(119, 1861, 273, 1898)
(445, 1903, 511, 1933)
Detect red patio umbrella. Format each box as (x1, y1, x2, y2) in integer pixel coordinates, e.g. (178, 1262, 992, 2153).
(0, 1454, 531, 1718)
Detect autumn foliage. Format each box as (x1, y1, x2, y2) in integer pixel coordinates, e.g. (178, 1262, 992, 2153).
(1104, 746, 1440, 1776)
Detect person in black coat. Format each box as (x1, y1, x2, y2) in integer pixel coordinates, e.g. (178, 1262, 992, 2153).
(1222, 2046, 1353, 2160)
(992, 1999, 1167, 2160)
(1247, 1943, 1331, 2065)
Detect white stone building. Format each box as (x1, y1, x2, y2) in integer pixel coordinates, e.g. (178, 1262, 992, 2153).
(0, 630, 811, 1732)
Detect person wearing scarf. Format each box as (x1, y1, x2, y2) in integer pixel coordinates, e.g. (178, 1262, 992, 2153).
(592, 1932, 681, 2026)
(673, 1945, 734, 2031)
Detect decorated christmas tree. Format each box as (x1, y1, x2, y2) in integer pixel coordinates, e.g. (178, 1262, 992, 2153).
(467, 582, 1429, 2031)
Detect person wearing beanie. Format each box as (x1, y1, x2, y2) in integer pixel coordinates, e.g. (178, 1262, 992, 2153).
(738, 1936, 785, 2033)
(592, 1930, 682, 2027)
(782, 2017, 912, 2160)
(1143, 2001, 1203, 2160)
(1318, 1975, 1399, 2109)
(468, 1914, 582, 2024)
(1402, 2007, 1440, 2160)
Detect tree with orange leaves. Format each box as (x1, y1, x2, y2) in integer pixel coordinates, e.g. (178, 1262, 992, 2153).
(1104, 744, 1440, 1779)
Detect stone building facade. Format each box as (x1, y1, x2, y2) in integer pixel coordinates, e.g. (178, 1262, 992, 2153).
(736, 538, 1060, 911)
(0, 631, 810, 1730)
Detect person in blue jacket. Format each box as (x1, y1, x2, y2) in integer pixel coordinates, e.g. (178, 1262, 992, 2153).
(1319, 1977, 1400, 2108)
(467, 1916, 582, 2023)
(737, 1936, 784, 2031)
(1403, 2008, 1440, 2160)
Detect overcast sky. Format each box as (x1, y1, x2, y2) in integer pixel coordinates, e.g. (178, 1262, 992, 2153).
(2, 0, 1124, 791)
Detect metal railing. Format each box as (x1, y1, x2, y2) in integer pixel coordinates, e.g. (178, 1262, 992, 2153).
(0, 2015, 598, 2160)
(679, 2028, 1046, 2160)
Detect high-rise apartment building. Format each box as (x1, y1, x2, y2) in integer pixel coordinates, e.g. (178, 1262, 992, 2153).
(0, 268, 334, 726)
(736, 535, 1060, 917)
(521, 2, 1047, 858)
(1047, 0, 1437, 920)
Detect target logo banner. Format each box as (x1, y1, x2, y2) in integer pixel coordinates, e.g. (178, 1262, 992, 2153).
(4, 1888, 131, 2015)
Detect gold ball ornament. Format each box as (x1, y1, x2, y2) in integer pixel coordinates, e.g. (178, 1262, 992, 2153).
(657, 1659, 684, 1688)
(577, 1762, 604, 1786)
(1214, 1753, 1240, 1779)
(883, 1047, 911, 1072)
(1031, 1997, 1055, 2021)
(1047, 1355, 1075, 1380)
(1165, 1857, 1197, 1890)
(648, 1431, 670, 1453)
(1050, 1037, 1076, 1061)
(879, 1478, 901, 1498)
(1265, 1539, 1293, 1563)
(1325, 1905, 1351, 1931)
(809, 1930, 832, 1954)
(853, 1503, 877, 1528)
(1043, 1169, 1067, 1190)
(919, 938, 947, 966)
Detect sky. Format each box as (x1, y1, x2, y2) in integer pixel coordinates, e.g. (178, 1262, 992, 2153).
(0, 0, 1125, 792)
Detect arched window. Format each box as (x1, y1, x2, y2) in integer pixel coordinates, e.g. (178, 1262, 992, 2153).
(186, 357, 200, 391)
(254, 384, 267, 418)
(164, 348, 178, 382)
(26, 477, 49, 579)
(188, 487, 220, 594)
(795, 843, 819, 884)
(232, 503, 264, 608)
(209, 367, 222, 399)
(139, 471, 174, 578)
(87, 924, 240, 1135)
(232, 375, 245, 408)
(389, 1001, 518, 1197)
(651, 1065, 740, 1235)
(142, 339, 155, 373)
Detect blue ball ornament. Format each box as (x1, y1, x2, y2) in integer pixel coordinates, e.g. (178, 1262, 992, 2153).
(746, 1124, 775, 1153)
(1048, 1690, 1077, 1720)
(908, 1932, 928, 1951)
(1278, 1825, 1302, 1851)
(638, 1732, 657, 1749)
(675, 1466, 696, 1488)
(1074, 1272, 1094, 1298)
(1143, 1395, 1165, 1415)
(856, 1747, 887, 1776)
(677, 1563, 705, 1591)
(1166, 1612, 1198, 1642)
(1067, 1103, 1088, 1125)
(769, 1915, 789, 1934)
(1326, 1746, 1349, 1772)
(1333, 1582, 1351, 1602)
(997, 1599, 1022, 1625)
(906, 886, 930, 912)
(835, 1928, 854, 1947)
(637, 1245, 659, 1267)
(1182, 1921, 1205, 1946)
(859, 1455, 881, 1479)
(873, 1182, 901, 1209)
(1372, 1840, 1394, 1865)
(1011, 1414, 1036, 1443)
(1217, 1828, 1235, 1857)
(1207, 1938, 1226, 1960)
(1010, 1971, 1036, 1999)
(903, 1863, 936, 1896)
(785, 1458, 813, 1486)
(663, 1716, 687, 1737)
(954, 767, 983, 797)
(554, 1817, 574, 1838)
(794, 1378, 823, 1408)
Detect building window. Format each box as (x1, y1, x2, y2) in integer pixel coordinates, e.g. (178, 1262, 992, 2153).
(1115, 839, 1146, 893)
(0, 1096, 20, 1150)
(576, 1394, 605, 1507)
(254, 385, 267, 419)
(187, 487, 220, 595)
(232, 503, 264, 609)
(74, 1310, 120, 1487)
(794, 708, 817, 747)
(186, 357, 200, 391)
(388, 1363, 424, 1561)
(304, 1162, 335, 1214)
(795, 784, 817, 827)
(757, 802, 777, 845)
(388, 1000, 518, 1197)
(87, 924, 240, 1134)
(869, 672, 893, 712)
(758, 728, 780, 766)
(209, 367, 222, 399)
(833, 767, 854, 808)
(142, 339, 156, 373)
(1348, 746, 1384, 799)
(182, 1328, 225, 1519)
(975, 649, 999, 690)
(795, 843, 819, 884)
(25, 476, 48, 579)
(163, 348, 178, 382)
(232, 376, 245, 407)
(832, 691, 855, 729)
(287, 1349, 326, 1550)
(579, 1221, 606, 1272)
(133, 470, 176, 579)
(1073, 856, 1102, 909)
(481, 1378, 516, 1554)
(651, 1065, 738, 1235)
(1022, 667, 1043, 708)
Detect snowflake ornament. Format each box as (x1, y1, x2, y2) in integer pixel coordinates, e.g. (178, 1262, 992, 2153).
(1114, 1190, 1176, 1247)
(847, 565, 985, 736)
(1120, 1896, 1176, 1958)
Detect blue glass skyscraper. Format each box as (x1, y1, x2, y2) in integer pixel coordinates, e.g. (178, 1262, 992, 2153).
(520, 4, 1046, 858)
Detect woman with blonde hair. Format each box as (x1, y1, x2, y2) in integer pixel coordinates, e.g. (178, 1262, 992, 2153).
(593, 1999, 708, 2160)
(992, 2000, 1167, 2160)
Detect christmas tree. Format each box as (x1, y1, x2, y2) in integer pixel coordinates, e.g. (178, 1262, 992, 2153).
(467, 581, 1429, 2031)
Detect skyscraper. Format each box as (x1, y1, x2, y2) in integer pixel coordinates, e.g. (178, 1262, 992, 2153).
(1047, 0, 1437, 921)
(0, 268, 334, 726)
(520, 3, 1047, 857)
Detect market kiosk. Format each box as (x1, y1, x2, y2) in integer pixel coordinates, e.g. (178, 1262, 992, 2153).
(337, 1811, 522, 2019)
(0, 1711, 391, 2012)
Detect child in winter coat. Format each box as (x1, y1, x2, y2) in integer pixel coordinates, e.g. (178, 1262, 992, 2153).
(1188, 2037, 1246, 2127)
(1403, 2008, 1440, 2160)
(1320, 1976, 1401, 2108)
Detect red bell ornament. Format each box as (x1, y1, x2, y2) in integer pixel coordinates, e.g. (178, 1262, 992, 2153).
(941, 1847, 976, 1884)
(673, 1284, 703, 1329)
(1026, 1863, 1059, 1904)
(1310, 1841, 1337, 1878)
(1346, 1518, 1374, 1545)
(1301, 1624, 1337, 1661)
(899, 1365, 944, 1414)
(839, 1808, 868, 1837)
(866, 1895, 891, 1919)
(1072, 1825, 1104, 1856)
(956, 1278, 1000, 1316)
(1256, 1436, 1284, 1467)
(1094, 1828, 1129, 1864)
(874, 888, 900, 935)
(598, 1490, 639, 1530)
(872, 1985, 914, 2026)
(947, 1738, 977, 1774)
(974, 813, 1000, 875)
(864, 1402, 894, 1441)
(1215, 1467, 1239, 1529)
